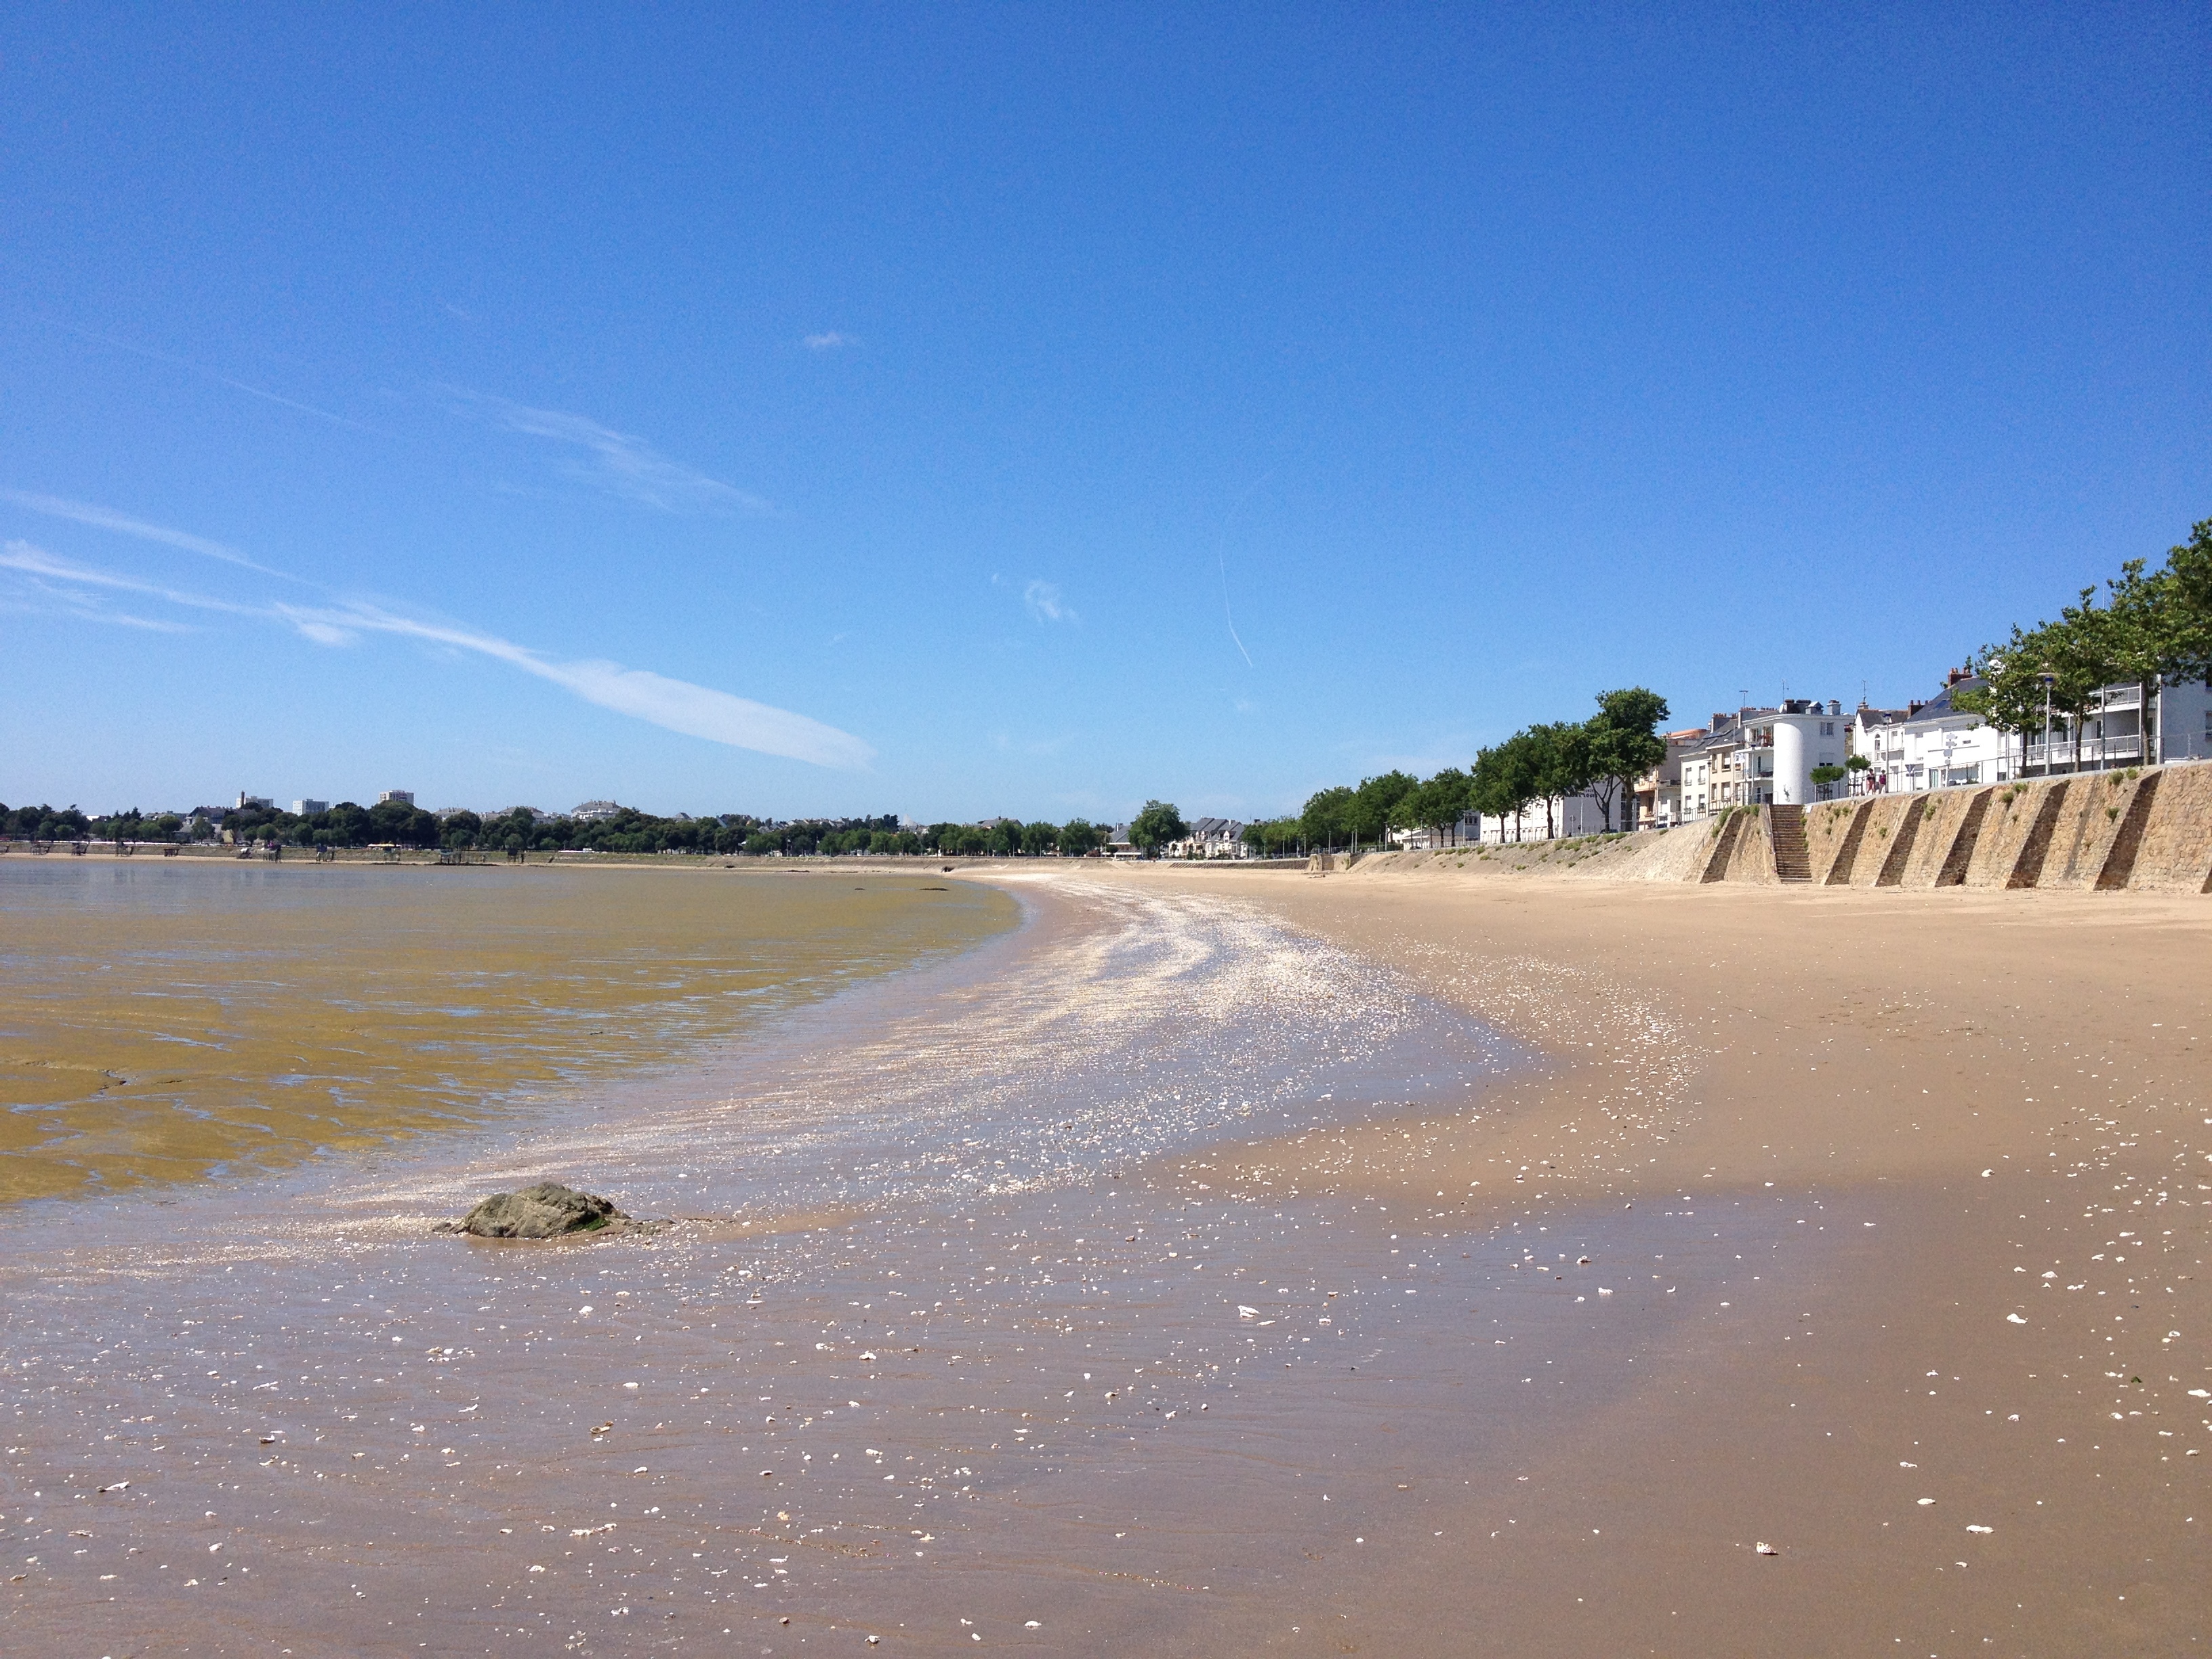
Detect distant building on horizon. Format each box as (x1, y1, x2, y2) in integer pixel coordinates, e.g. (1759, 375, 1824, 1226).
(571, 800, 623, 822)
(377, 790, 415, 806)
(236, 792, 274, 811)
(1170, 817, 1248, 859)
(291, 798, 329, 817)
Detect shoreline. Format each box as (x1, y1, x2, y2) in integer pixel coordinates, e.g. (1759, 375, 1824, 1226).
(2, 861, 2203, 1652)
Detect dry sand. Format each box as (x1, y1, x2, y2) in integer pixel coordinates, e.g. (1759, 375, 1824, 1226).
(1124, 863, 2212, 1653)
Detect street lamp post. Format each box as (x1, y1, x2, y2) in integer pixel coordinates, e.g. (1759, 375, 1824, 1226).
(2039, 670, 2055, 778)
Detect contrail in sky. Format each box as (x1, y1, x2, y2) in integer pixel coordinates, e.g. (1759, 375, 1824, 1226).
(1215, 470, 1273, 670)
(33, 315, 382, 434)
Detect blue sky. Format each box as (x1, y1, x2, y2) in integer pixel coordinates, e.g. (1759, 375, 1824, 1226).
(3, 5, 2205, 822)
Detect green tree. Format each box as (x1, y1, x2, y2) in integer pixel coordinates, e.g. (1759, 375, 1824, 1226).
(1058, 819, 1103, 856)
(2034, 605, 2118, 772)
(1954, 628, 2053, 778)
(1021, 821, 1061, 856)
(1471, 738, 1538, 842)
(1583, 688, 1671, 832)
(2164, 517, 2212, 689)
(1299, 785, 1355, 851)
(1525, 722, 1595, 840)
(1346, 771, 1417, 848)
(1241, 817, 1302, 857)
(1128, 800, 1187, 857)
(1389, 769, 1473, 848)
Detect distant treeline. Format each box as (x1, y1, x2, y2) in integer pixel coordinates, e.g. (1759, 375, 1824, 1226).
(1237, 687, 1672, 854)
(0, 798, 1115, 859)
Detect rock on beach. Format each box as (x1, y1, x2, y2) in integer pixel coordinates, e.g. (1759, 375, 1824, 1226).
(445, 1182, 628, 1239)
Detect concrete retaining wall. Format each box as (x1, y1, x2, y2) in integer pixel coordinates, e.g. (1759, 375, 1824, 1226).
(1718, 810, 1778, 884)
(2131, 762, 2212, 890)
(1963, 785, 2039, 887)
(2037, 769, 2140, 889)
(1805, 800, 1863, 884)
(1893, 787, 1983, 889)
(1824, 794, 1911, 888)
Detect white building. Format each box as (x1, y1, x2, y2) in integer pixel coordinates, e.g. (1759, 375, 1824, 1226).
(570, 800, 623, 822)
(1671, 699, 1850, 819)
(1847, 670, 2212, 792)
(2020, 678, 2212, 775)
(1741, 699, 1851, 806)
(1850, 674, 2009, 794)
(377, 790, 415, 806)
(236, 792, 274, 811)
(291, 798, 329, 817)
(1635, 725, 1715, 828)
(1170, 817, 1248, 859)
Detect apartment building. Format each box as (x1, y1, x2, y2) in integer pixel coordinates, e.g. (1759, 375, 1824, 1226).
(1671, 699, 1849, 819)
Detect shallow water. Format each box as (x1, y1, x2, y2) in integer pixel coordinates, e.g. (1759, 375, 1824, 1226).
(0, 861, 1011, 1202)
(0, 869, 1746, 1656)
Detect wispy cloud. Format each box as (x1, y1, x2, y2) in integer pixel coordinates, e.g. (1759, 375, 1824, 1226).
(0, 554, 199, 634)
(1, 534, 873, 770)
(272, 600, 874, 769)
(34, 316, 379, 433)
(803, 331, 857, 350)
(1023, 579, 1077, 624)
(1, 490, 295, 579)
(458, 391, 769, 514)
(0, 540, 264, 617)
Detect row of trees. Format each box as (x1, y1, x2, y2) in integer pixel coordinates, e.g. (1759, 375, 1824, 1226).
(0, 796, 1130, 859)
(1959, 518, 2212, 768)
(918, 819, 1108, 857)
(2, 802, 98, 843)
(1237, 687, 1672, 855)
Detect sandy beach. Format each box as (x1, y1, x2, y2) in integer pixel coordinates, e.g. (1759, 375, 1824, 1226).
(1, 857, 2205, 1655)
(1132, 862, 2212, 1654)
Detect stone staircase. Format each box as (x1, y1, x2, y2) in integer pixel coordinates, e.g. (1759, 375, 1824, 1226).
(1769, 804, 1811, 882)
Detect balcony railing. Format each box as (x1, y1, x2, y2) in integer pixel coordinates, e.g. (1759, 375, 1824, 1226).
(2022, 735, 2144, 770)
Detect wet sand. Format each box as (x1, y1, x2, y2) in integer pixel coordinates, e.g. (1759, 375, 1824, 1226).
(2, 861, 2206, 1655)
(1134, 863, 2212, 1654)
